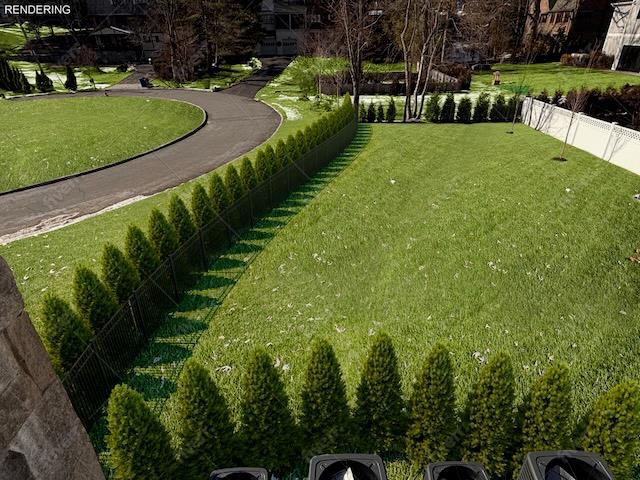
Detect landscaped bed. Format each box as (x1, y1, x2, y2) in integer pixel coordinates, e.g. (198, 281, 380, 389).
(0, 96, 204, 192)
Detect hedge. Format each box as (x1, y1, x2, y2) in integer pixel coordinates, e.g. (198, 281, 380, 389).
(168, 194, 196, 244)
(125, 224, 161, 279)
(148, 208, 179, 260)
(72, 265, 118, 331)
(101, 243, 140, 304)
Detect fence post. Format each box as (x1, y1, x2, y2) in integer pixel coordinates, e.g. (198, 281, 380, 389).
(130, 293, 147, 338)
(603, 122, 618, 161)
(198, 230, 207, 270)
(168, 254, 179, 301)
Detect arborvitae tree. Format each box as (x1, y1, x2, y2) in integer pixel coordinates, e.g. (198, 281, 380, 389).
(406, 344, 457, 469)
(512, 363, 572, 473)
(440, 93, 456, 123)
(552, 90, 563, 105)
(285, 134, 299, 164)
(64, 65, 77, 91)
(72, 265, 119, 331)
(40, 293, 93, 375)
(473, 92, 490, 122)
(36, 69, 53, 92)
(107, 384, 176, 479)
(275, 139, 288, 171)
(254, 150, 270, 184)
(190, 183, 213, 228)
(582, 381, 640, 479)
(376, 103, 385, 122)
(239, 156, 258, 191)
(147, 208, 178, 260)
(174, 359, 234, 480)
(490, 94, 508, 122)
(367, 103, 376, 123)
(456, 97, 473, 123)
(264, 144, 278, 175)
(125, 224, 161, 279)
(304, 125, 315, 152)
(461, 353, 515, 479)
(386, 97, 397, 122)
(300, 339, 350, 459)
(536, 89, 550, 103)
(224, 165, 244, 202)
(208, 173, 230, 214)
(168, 194, 196, 244)
(426, 94, 441, 123)
(359, 102, 367, 122)
(101, 243, 141, 304)
(20, 72, 31, 94)
(353, 333, 406, 456)
(238, 348, 297, 475)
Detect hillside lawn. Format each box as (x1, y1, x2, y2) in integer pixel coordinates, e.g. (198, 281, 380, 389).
(0, 97, 204, 192)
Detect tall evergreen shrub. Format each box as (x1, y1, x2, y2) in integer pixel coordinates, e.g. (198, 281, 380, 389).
(440, 93, 456, 122)
(190, 183, 213, 228)
(148, 208, 178, 260)
(101, 243, 141, 304)
(208, 173, 230, 214)
(168, 194, 196, 244)
(125, 225, 161, 279)
(72, 265, 119, 331)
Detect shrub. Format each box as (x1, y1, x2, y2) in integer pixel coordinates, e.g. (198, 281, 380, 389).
(536, 89, 551, 103)
(254, 150, 270, 184)
(461, 352, 515, 478)
(512, 363, 572, 472)
(376, 103, 385, 122)
(506, 96, 521, 123)
(295, 130, 307, 155)
(168, 194, 196, 244)
(264, 144, 278, 175)
(552, 89, 563, 105)
(101, 243, 140, 304)
(473, 93, 490, 122)
(353, 333, 406, 456)
(64, 65, 77, 91)
(582, 381, 640, 478)
(107, 384, 175, 479)
(300, 339, 350, 459)
(224, 164, 244, 202)
(367, 103, 376, 123)
(35, 69, 53, 92)
(239, 156, 258, 191)
(174, 359, 234, 479)
(148, 208, 178, 260)
(190, 183, 213, 228)
(490, 94, 508, 122)
(386, 97, 397, 122)
(285, 134, 299, 164)
(238, 348, 297, 475)
(72, 265, 119, 331)
(425, 94, 441, 123)
(440, 93, 456, 123)
(125, 224, 161, 279)
(40, 293, 93, 375)
(456, 96, 472, 123)
(359, 102, 367, 122)
(208, 173, 230, 214)
(406, 344, 457, 469)
(275, 139, 288, 171)
(304, 125, 315, 151)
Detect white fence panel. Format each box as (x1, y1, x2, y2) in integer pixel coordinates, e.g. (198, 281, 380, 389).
(521, 97, 640, 176)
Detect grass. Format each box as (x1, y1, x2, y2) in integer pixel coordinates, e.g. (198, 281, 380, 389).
(471, 62, 640, 95)
(185, 63, 256, 90)
(0, 23, 69, 53)
(0, 97, 204, 192)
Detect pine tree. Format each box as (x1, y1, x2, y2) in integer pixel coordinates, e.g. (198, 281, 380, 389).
(107, 384, 176, 479)
(224, 165, 244, 202)
(376, 103, 385, 122)
(300, 339, 350, 460)
(208, 173, 230, 214)
(254, 150, 270, 184)
(512, 363, 572, 474)
(147, 208, 178, 260)
(190, 183, 213, 228)
(275, 139, 288, 171)
(64, 65, 77, 91)
(72, 265, 119, 331)
(461, 352, 515, 478)
(101, 243, 141, 304)
(367, 103, 376, 123)
(239, 157, 258, 191)
(425, 94, 441, 123)
(353, 333, 406, 456)
(125, 225, 160, 279)
(40, 293, 93, 375)
(440, 93, 456, 123)
(285, 134, 299, 164)
(406, 344, 457, 469)
(473, 93, 490, 122)
(168, 194, 196, 244)
(582, 381, 640, 479)
(238, 348, 297, 475)
(386, 97, 397, 122)
(174, 359, 235, 480)
(490, 94, 508, 122)
(359, 102, 367, 123)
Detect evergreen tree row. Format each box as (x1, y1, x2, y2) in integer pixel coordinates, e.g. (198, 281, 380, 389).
(38, 95, 355, 377)
(426, 92, 521, 124)
(0, 57, 31, 93)
(105, 335, 640, 480)
(359, 98, 397, 123)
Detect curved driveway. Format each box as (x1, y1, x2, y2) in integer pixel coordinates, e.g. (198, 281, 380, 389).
(0, 61, 285, 239)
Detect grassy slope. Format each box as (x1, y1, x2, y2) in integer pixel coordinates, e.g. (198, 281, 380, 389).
(182, 123, 640, 421)
(0, 60, 330, 325)
(185, 64, 255, 90)
(0, 97, 203, 192)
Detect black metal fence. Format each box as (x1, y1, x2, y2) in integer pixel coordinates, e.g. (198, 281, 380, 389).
(62, 118, 358, 428)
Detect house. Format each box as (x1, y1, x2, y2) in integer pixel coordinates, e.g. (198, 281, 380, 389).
(602, 0, 640, 71)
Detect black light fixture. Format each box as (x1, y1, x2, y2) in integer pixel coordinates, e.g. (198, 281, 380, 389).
(425, 461, 489, 480)
(308, 454, 388, 480)
(517, 451, 614, 480)
(209, 467, 269, 480)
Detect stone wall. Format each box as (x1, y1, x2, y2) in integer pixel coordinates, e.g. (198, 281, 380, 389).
(0, 256, 104, 480)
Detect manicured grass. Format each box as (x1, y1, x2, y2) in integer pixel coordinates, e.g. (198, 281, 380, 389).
(0, 97, 203, 192)
(185, 64, 256, 90)
(472, 62, 640, 95)
(0, 24, 28, 53)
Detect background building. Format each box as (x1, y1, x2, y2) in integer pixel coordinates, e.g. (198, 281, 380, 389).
(602, 0, 640, 70)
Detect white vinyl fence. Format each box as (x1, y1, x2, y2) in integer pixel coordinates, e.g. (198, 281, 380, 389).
(521, 97, 640, 176)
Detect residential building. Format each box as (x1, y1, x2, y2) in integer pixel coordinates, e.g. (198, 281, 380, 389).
(602, 0, 640, 70)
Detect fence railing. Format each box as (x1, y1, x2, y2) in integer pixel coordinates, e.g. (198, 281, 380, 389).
(62, 118, 358, 428)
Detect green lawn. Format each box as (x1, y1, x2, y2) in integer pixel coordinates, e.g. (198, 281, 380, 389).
(0, 24, 70, 54)
(185, 64, 256, 90)
(472, 62, 640, 95)
(0, 97, 203, 192)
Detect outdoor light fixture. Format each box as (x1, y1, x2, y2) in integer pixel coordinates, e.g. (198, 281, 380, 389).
(209, 467, 269, 480)
(424, 461, 489, 480)
(517, 451, 615, 480)
(308, 454, 388, 480)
